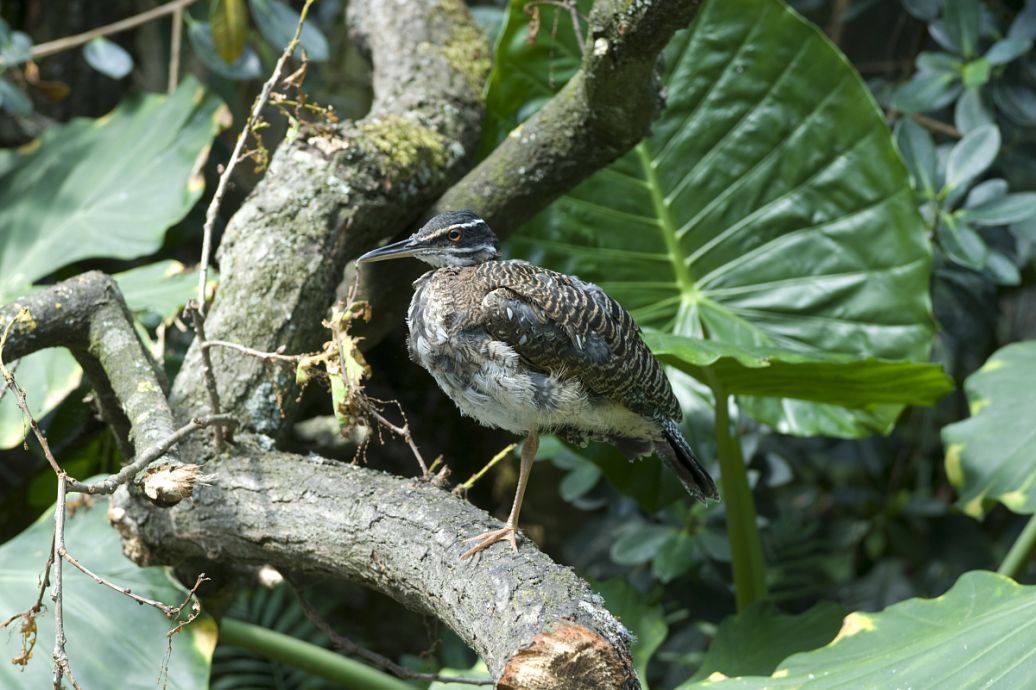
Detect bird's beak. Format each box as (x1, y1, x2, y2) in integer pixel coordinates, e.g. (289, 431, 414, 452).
(356, 237, 421, 264)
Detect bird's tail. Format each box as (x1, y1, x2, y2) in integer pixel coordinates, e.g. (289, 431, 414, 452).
(659, 419, 719, 502)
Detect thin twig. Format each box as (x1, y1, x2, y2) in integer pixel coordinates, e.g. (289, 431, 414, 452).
(912, 112, 961, 139)
(30, 0, 200, 59)
(167, 6, 184, 94)
(196, 0, 317, 309)
(186, 301, 226, 452)
(1, 312, 62, 476)
(0, 357, 19, 404)
(51, 474, 69, 690)
(289, 580, 493, 686)
(526, 0, 586, 51)
(60, 549, 176, 613)
(64, 413, 237, 495)
(455, 443, 517, 495)
(203, 339, 306, 363)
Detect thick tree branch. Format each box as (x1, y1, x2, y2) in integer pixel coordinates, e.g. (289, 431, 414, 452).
(110, 444, 637, 689)
(435, 0, 703, 236)
(0, 273, 190, 502)
(170, 0, 488, 434)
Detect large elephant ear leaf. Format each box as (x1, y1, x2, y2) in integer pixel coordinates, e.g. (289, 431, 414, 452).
(515, 0, 936, 437)
(942, 341, 1036, 518)
(678, 571, 1036, 688)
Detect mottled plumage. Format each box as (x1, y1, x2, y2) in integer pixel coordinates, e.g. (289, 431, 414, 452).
(358, 211, 718, 557)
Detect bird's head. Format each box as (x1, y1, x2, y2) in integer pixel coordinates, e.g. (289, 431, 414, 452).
(356, 210, 500, 268)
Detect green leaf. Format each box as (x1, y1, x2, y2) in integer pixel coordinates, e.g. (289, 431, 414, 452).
(0, 78, 224, 299)
(684, 602, 845, 683)
(984, 37, 1031, 65)
(0, 19, 32, 67)
(518, 0, 940, 437)
(682, 571, 1036, 688)
(0, 496, 215, 687)
(249, 0, 329, 62)
(960, 58, 991, 88)
(0, 80, 225, 448)
(943, 341, 1036, 518)
(894, 118, 937, 197)
(938, 215, 988, 269)
(481, 0, 590, 152)
(960, 192, 1036, 226)
(645, 333, 952, 408)
(991, 82, 1036, 127)
(890, 70, 961, 113)
(186, 18, 263, 80)
(954, 87, 994, 134)
(945, 123, 1000, 190)
(82, 36, 133, 79)
(610, 523, 676, 566)
(515, 0, 936, 438)
(651, 529, 700, 582)
(942, 0, 981, 59)
(210, 0, 249, 63)
(595, 579, 667, 689)
(114, 260, 211, 319)
(0, 75, 32, 116)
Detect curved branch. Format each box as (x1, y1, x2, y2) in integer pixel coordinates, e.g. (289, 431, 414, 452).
(110, 444, 637, 689)
(436, 0, 703, 237)
(0, 273, 183, 494)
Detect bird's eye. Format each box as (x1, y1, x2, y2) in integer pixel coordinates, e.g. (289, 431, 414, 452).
(447, 228, 462, 242)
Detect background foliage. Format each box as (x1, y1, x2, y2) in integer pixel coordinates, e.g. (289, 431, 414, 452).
(2, 0, 1036, 688)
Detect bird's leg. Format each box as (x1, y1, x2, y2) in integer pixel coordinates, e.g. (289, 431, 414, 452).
(460, 429, 539, 560)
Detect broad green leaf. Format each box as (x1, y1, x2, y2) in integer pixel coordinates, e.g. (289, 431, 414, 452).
(82, 36, 133, 79)
(0, 495, 216, 688)
(683, 571, 1036, 688)
(943, 341, 1036, 518)
(114, 260, 210, 318)
(517, 0, 936, 437)
(651, 529, 700, 582)
(960, 192, 1036, 226)
(645, 333, 952, 408)
(595, 579, 667, 689)
(0, 77, 225, 299)
(938, 215, 988, 269)
(0, 18, 32, 67)
(945, 124, 1000, 190)
(210, 0, 249, 63)
(0, 349, 81, 449)
(481, 0, 589, 152)
(249, 0, 329, 62)
(684, 601, 845, 683)
(0, 80, 224, 448)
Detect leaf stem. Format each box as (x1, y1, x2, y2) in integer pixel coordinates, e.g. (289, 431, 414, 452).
(998, 513, 1036, 580)
(713, 388, 767, 609)
(218, 618, 414, 690)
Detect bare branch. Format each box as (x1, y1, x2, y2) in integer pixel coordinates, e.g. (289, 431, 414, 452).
(203, 339, 305, 363)
(51, 474, 70, 690)
(185, 302, 226, 452)
(29, 0, 200, 59)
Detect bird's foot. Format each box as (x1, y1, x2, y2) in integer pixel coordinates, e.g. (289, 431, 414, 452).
(460, 524, 518, 560)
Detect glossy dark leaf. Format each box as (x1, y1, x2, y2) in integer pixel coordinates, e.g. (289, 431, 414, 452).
(954, 88, 994, 134)
(187, 19, 263, 80)
(945, 124, 1000, 190)
(961, 192, 1036, 226)
(894, 119, 937, 196)
(942, 0, 981, 58)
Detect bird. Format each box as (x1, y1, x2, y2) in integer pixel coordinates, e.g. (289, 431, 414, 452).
(357, 210, 719, 559)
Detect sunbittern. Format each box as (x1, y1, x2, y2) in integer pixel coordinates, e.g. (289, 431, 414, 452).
(357, 211, 719, 559)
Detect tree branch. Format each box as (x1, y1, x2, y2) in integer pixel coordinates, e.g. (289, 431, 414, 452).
(434, 0, 703, 237)
(169, 0, 489, 434)
(110, 444, 637, 689)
